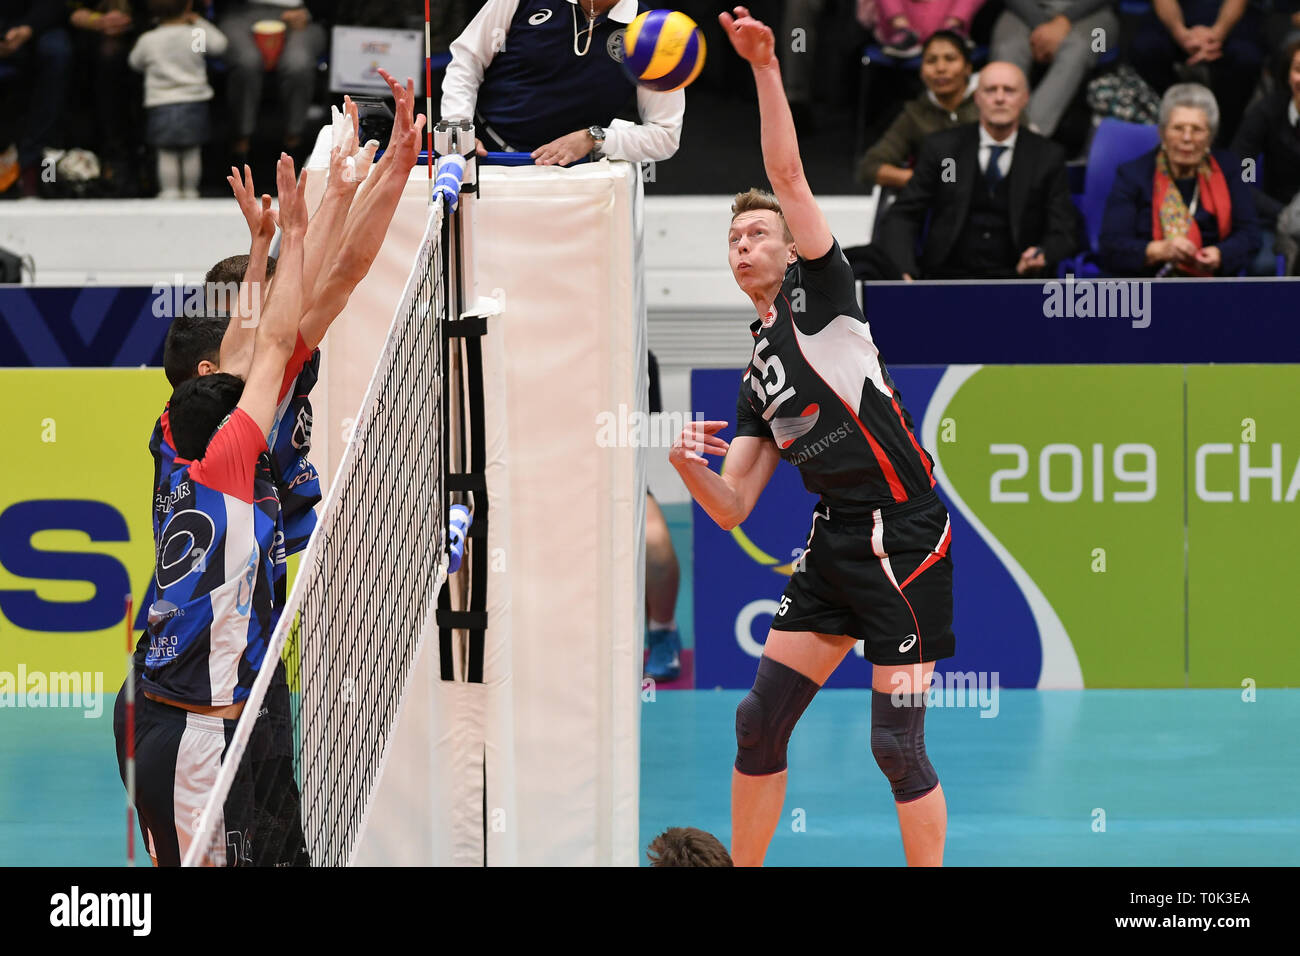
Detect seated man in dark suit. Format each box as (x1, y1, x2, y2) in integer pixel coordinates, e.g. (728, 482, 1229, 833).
(876, 61, 1080, 280)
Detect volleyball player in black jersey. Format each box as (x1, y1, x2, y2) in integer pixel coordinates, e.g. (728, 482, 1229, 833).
(669, 8, 954, 867)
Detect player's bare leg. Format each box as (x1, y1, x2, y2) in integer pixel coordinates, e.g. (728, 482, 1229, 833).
(872, 661, 945, 866)
(731, 628, 856, 866)
(645, 494, 679, 624)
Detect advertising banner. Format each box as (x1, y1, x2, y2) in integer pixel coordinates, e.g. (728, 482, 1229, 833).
(0, 370, 166, 686)
(693, 365, 1299, 690)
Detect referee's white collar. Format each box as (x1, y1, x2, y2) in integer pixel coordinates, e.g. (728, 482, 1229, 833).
(564, 0, 641, 25)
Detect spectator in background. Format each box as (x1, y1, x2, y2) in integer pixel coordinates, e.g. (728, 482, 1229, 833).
(876, 61, 1079, 278)
(442, 0, 684, 164)
(1099, 83, 1260, 277)
(69, 1, 144, 194)
(0, 0, 72, 196)
(874, 0, 985, 58)
(218, 0, 329, 166)
(856, 30, 977, 189)
(1231, 37, 1300, 273)
(779, 0, 824, 130)
(129, 0, 229, 198)
(991, 0, 1119, 140)
(335, 0, 420, 30)
(1130, 0, 1264, 145)
(1265, 0, 1300, 54)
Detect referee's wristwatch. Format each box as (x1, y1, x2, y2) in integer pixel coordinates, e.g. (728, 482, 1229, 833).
(588, 125, 606, 159)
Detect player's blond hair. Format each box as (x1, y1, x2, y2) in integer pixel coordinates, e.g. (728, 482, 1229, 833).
(730, 188, 794, 243)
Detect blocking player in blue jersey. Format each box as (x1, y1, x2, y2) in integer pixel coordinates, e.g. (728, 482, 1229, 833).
(669, 9, 955, 867)
(116, 72, 426, 865)
(114, 151, 311, 867)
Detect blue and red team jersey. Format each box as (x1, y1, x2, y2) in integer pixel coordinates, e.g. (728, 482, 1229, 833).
(145, 408, 284, 707)
(149, 334, 321, 556)
(735, 238, 937, 515)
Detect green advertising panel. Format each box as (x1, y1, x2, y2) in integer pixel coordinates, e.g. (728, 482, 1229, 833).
(937, 366, 1187, 687)
(1187, 365, 1300, 688)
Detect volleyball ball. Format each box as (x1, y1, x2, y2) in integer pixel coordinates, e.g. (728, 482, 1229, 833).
(622, 10, 706, 93)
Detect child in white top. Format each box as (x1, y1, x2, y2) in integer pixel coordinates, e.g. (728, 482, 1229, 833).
(128, 0, 228, 198)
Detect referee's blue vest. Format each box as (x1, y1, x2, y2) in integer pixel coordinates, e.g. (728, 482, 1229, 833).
(476, 0, 646, 151)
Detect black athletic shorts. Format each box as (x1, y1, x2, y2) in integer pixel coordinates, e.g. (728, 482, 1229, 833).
(770, 490, 955, 665)
(113, 661, 309, 867)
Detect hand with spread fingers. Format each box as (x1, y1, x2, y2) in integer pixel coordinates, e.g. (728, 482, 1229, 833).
(669, 420, 731, 468)
(375, 68, 427, 172)
(228, 165, 277, 243)
(718, 7, 776, 69)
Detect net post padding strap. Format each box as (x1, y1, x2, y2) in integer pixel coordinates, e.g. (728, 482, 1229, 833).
(181, 202, 450, 868)
(437, 317, 489, 682)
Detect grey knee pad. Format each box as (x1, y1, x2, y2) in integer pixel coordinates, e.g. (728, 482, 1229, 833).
(734, 657, 820, 776)
(870, 689, 939, 802)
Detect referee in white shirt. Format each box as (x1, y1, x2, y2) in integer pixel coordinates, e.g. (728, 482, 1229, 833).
(441, 0, 686, 165)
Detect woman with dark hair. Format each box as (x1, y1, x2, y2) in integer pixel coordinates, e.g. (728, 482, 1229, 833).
(855, 31, 977, 190)
(1230, 38, 1300, 274)
(1099, 82, 1261, 277)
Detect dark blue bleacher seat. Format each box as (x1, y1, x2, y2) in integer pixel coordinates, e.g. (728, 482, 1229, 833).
(1064, 117, 1161, 275)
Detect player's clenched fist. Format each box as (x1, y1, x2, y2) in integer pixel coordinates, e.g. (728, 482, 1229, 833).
(719, 7, 776, 69)
(669, 420, 730, 468)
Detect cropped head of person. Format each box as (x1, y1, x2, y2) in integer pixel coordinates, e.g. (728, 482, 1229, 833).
(168, 373, 246, 461)
(646, 827, 734, 866)
(1159, 83, 1218, 177)
(727, 188, 796, 301)
(920, 31, 973, 106)
(1274, 36, 1300, 108)
(974, 62, 1029, 140)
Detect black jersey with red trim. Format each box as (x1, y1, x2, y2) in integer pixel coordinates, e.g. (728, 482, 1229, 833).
(734, 238, 936, 512)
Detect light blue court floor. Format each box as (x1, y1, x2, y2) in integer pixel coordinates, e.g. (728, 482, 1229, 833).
(3, 689, 1297, 866)
(639, 688, 1300, 866)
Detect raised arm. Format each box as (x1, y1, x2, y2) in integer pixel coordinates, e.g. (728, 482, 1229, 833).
(298, 70, 426, 349)
(720, 6, 832, 261)
(302, 97, 370, 316)
(237, 154, 308, 439)
(219, 164, 277, 378)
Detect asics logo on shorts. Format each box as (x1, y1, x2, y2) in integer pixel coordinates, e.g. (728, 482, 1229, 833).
(898, 634, 917, 653)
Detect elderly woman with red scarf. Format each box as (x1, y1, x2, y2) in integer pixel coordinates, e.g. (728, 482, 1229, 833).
(1099, 83, 1260, 277)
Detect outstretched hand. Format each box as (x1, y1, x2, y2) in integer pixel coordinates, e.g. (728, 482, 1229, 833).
(376, 68, 427, 171)
(228, 164, 277, 243)
(718, 7, 776, 69)
(275, 153, 308, 237)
